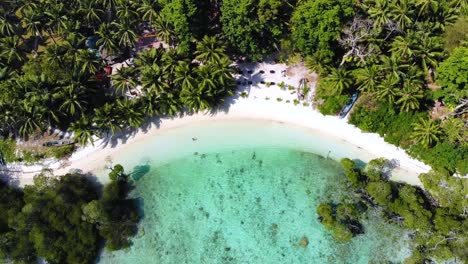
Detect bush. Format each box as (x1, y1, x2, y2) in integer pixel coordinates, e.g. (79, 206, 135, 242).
(317, 94, 348, 115)
(276, 98, 283, 102)
(293, 99, 300, 105)
(0, 139, 17, 163)
(410, 141, 468, 175)
(20, 150, 44, 164)
(349, 102, 423, 147)
(50, 145, 74, 159)
(340, 158, 361, 187)
(278, 81, 286, 89)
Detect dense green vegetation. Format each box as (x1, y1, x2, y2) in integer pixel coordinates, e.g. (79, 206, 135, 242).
(0, 0, 466, 261)
(0, 0, 235, 148)
(312, 0, 468, 175)
(1, 0, 466, 176)
(318, 158, 467, 263)
(0, 165, 140, 263)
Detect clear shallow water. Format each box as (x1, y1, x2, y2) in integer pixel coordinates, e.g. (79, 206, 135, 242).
(98, 147, 410, 264)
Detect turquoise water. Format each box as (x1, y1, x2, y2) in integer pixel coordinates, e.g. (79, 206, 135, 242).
(98, 147, 411, 264)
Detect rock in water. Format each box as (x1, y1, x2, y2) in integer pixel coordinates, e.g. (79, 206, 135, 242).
(298, 236, 309, 248)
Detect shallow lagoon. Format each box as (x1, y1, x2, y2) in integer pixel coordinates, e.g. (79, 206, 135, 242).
(97, 120, 411, 263)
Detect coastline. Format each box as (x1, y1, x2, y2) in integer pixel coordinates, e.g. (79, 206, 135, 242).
(4, 85, 431, 187)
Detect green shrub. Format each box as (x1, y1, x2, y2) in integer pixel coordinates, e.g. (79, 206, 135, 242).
(410, 141, 468, 174)
(286, 100, 290, 103)
(0, 139, 17, 163)
(21, 150, 44, 164)
(317, 94, 348, 115)
(349, 102, 423, 147)
(278, 81, 286, 89)
(276, 98, 283, 102)
(293, 99, 300, 105)
(51, 145, 75, 159)
(240, 91, 248, 98)
(350, 101, 467, 174)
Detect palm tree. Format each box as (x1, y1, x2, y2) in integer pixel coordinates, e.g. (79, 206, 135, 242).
(43, 44, 67, 66)
(389, 34, 416, 59)
(0, 14, 18, 37)
(413, 33, 444, 75)
(140, 64, 170, 95)
(55, 83, 87, 116)
(429, 1, 458, 32)
(99, 0, 121, 22)
(376, 74, 399, 103)
(96, 23, 119, 57)
(180, 87, 210, 113)
(116, 4, 138, 21)
(137, 0, 159, 23)
(0, 66, 16, 81)
(111, 67, 138, 94)
(18, 101, 44, 138)
(379, 55, 406, 81)
(196, 65, 217, 97)
(212, 57, 235, 89)
(112, 19, 137, 48)
(365, 0, 393, 31)
(0, 36, 26, 65)
(162, 49, 179, 80)
(411, 118, 443, 147)
(70, 115, 94, 146)
(415, 0, 438, 16)
(155, 92, 179, 117)
(134, 47, 165, 67)
(389, 0, 414, 31)
(78, 0, 104, 27)
(441, 118, 466, 145)
(116, 99, 144, 128)
(154, 16, 176, 47)
(0, 98, 18, 136)
(21, 3, 46, 51)
(323, 68, 353, 95)
(354, 65, 380, 93)
(174, 61, 196, 90)
(194, 36, 226, 64)
(396, 85, 424, 112)
(77, 49, 102, 75)
(44, 2, 69, 39)
(63, 32, 86, 64)
(93, 102, 121, 135)
(139, 93, 159, 116)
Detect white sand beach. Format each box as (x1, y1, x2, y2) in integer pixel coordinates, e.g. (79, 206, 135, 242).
(1, 62, 431, 187)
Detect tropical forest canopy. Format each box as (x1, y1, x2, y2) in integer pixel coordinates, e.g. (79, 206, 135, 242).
(0, 0, 466, 174)
(0, 1, 467, 263)
(0, 165, 140, 263)
(318, 158, 467, 263)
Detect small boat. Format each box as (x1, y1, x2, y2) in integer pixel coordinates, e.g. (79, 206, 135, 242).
(339, 92, 359, 119)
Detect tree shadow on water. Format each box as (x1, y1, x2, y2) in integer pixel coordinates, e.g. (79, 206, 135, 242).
(130, 164, 151, 181)
(352, 159, 367, 169)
